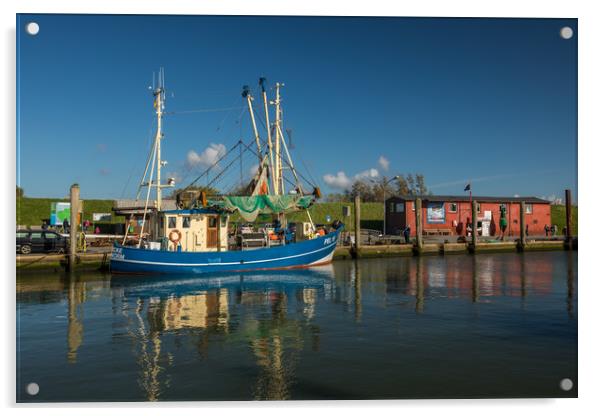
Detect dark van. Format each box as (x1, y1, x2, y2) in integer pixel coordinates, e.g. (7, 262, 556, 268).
(16, 230, 68, 255)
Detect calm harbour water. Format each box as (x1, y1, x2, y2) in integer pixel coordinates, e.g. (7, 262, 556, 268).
(17, 251, 577, 402)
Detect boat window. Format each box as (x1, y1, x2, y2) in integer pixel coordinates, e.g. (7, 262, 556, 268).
(182, 216, 191, 228)
(168, 217, 177, 228)
(208, 216, 217, 228)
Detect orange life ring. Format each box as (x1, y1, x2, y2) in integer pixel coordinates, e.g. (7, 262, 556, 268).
(169, 229, 182, 244)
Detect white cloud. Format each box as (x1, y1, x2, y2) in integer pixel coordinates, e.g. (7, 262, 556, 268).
(354, 168, 379, 181)
(541, 194, 563, 204)
(323, 171, 352, 190)
(249, 164, 259, 177)
(323, 168, 380, 191)
(187, 143, 226, 169)
(378, 156, 390, 171)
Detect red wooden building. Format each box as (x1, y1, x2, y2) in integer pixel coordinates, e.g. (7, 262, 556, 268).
(385, 195, 551, 237)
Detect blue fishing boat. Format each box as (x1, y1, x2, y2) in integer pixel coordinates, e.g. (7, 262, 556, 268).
(111, 221, 342, 274)
(111, 72, 343, 275)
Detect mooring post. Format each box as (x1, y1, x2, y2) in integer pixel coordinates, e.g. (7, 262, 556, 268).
(415, 198, 423, 250)
(217, 216, 222, 252)
(354, 195, 361, 255)
(519, 201, 526, 249)
(471, 200, 478, 248)
(565, 189, 572, 242)
(69, 184, 80, 271)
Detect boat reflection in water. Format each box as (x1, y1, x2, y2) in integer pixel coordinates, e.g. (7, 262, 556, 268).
(110, 265, 335, 400)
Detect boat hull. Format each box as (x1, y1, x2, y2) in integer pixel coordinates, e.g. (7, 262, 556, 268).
(110, 228, 342, 274)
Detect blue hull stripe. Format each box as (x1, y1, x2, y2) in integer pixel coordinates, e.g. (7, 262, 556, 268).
(111, 241, 337, 267)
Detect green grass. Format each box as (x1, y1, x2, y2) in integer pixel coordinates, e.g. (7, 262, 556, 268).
(16, 197, 124, 227)
(286, 202, 383, 231)
(551, 204, 578, 235)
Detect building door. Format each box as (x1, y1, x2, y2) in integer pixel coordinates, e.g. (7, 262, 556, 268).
(481, 220, 490, 236)
(207, 216, 218, 248)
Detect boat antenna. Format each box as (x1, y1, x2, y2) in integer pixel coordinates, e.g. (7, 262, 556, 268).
(137, 68, 174, 211)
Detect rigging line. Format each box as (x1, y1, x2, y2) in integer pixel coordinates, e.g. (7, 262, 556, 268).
(132, 116, 160, 200)
(298, 155, 319, 188)
(241, 134, 315, 191)
(206, 147, 247, 189)
(214, 97, 243, 132)
(164, 106, 245, 115)
(186, 140, 244, 189)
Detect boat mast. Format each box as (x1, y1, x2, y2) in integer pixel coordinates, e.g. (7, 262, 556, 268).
(274, 82, 284, 195)
(242, 86, 263, 162)
(154, 68, 165, 211)
(260, 77, 277, 195)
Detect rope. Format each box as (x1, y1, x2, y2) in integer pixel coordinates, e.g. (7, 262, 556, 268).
(164, 106, 245, 115)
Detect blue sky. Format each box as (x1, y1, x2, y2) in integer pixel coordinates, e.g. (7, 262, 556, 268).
(17, 14, 577, 201)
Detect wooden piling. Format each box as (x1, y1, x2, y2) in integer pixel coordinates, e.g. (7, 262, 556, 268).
(354, 195, 361, 253)
(415, 198, 423, 250)
(471, 200, 478, 248)
(519, 201, 526, 250)
(565, 189, 572, 241)
(68, 184, 80, 271)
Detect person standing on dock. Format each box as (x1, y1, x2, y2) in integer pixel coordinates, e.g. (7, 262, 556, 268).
(544, 224, 550, 237)
(403, 225, 411, 244)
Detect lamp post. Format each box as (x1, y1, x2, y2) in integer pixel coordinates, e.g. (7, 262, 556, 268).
(371, 176, 400, 238)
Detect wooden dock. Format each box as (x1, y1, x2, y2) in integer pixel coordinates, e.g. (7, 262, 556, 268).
(16, 238, 575, 273)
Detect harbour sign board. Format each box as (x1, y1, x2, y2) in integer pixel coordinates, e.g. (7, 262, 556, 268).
(50, 202, 70, 226)
(93, 213, 112, 221)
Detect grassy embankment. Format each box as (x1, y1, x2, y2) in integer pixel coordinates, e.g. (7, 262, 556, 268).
(551, 204, 578, 235)
(16, 197, 123, 227)
(16, 197, 578, 235)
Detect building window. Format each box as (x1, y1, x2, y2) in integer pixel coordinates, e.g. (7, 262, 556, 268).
(477, 203, 481, 213)
(389, 202, 396, 213)
(396, 203, 405, 213)
(412, 202, 415, 211)
(182, 216, 191, 228)
(499, 203, 507, 212)
(208, 216, 218, 228)
(449, 203, 457, 213)
(168, 217, 177, 228)
(525, 204, 533, 214)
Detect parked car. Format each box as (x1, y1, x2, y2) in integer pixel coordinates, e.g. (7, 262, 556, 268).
(16, 230, 68, 255)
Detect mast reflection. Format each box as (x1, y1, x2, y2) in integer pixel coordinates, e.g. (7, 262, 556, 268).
(111, 266, 335, 400)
